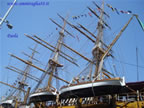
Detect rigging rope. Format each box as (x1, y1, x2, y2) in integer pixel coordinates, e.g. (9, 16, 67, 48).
(114, 58, 144, 69)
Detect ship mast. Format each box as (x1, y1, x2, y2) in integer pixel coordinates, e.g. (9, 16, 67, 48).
(92, 1, 105, 80)
(3, 45, 38, 101)
(91, 3, 135, 81)
(15, 45, 37, 99)
(0, 81, 26, 93)
(47, 16, 67, 91)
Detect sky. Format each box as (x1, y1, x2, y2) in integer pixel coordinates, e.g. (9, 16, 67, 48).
(0, 0, 144, 99)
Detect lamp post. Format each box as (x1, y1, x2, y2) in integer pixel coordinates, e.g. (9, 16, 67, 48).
(0, 17, 13, 29)
(0, 0, 17, 27)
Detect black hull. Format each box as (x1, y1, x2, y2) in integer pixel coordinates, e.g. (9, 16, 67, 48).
(29, 92, 56, 103)
(60, 85, 123, 99)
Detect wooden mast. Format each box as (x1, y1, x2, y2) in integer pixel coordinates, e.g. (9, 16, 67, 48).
(92, 1, 105, 80)
(6, 66, 40, 82)
(15, 45, 37, 100)
(47, 16, 67, 91)
(10, 53, 70, 84)
(0, 81, 26, 93)
(96, 15, 135, 79)
(24, 34, 78, 67)
(2, 45, 38, 103)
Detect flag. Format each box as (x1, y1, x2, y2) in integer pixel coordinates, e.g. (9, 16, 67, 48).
(81, 15, 84, 17)
(120, 10, 127, 14)
(97, 7, 101, 12)
(128, 10, 132, 14)
(120, 10, 124, 13)
(72, 16, 77, 20)
(124, 11, 129, 14)
(106, 4, 115, 11)
(72, 16, 75, 19)
(120, 10, 132, 14)
(136, 17, 144, 31)
(88, 12, 92, 17)
(72, 16, 76, 19)
(115, 8, 119, 14)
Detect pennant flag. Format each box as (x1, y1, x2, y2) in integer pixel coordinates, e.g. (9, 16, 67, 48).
(93, 2, 109, 18)
(120, 10, 124, 13)
(127, 10, 132, 14)
(97, 7, 101, 12)
(120, 10, 126, 14)
(75, 16, 77, 19)
(128, 10, 132, 14)
(106, 4, 115, 11)
(136, 17, 144, 31)
(72, 16, 75, 19)
(72, 12, 93, 20)
(106, 4, 132, 16)
(115, 8, 119, 14)
(74, 16, 77, 19)
(72, 16, 74, 19)
(120, 10, 132, 14)
(124, 11, 129, 14)
(88, 12, 92, 17)
(81, 15, 84, 17)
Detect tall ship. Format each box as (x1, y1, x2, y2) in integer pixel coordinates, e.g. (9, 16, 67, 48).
(0, 0, 144, 108)
(0, 45, 40, 108)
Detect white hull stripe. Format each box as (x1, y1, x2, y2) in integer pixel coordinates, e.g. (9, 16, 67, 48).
(60, 78, 125, 94)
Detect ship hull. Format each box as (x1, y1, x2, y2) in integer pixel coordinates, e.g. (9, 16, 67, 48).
(0, 99, 14, 108)
(60, 78, 125, 98)
(29, 91, 56, 103)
